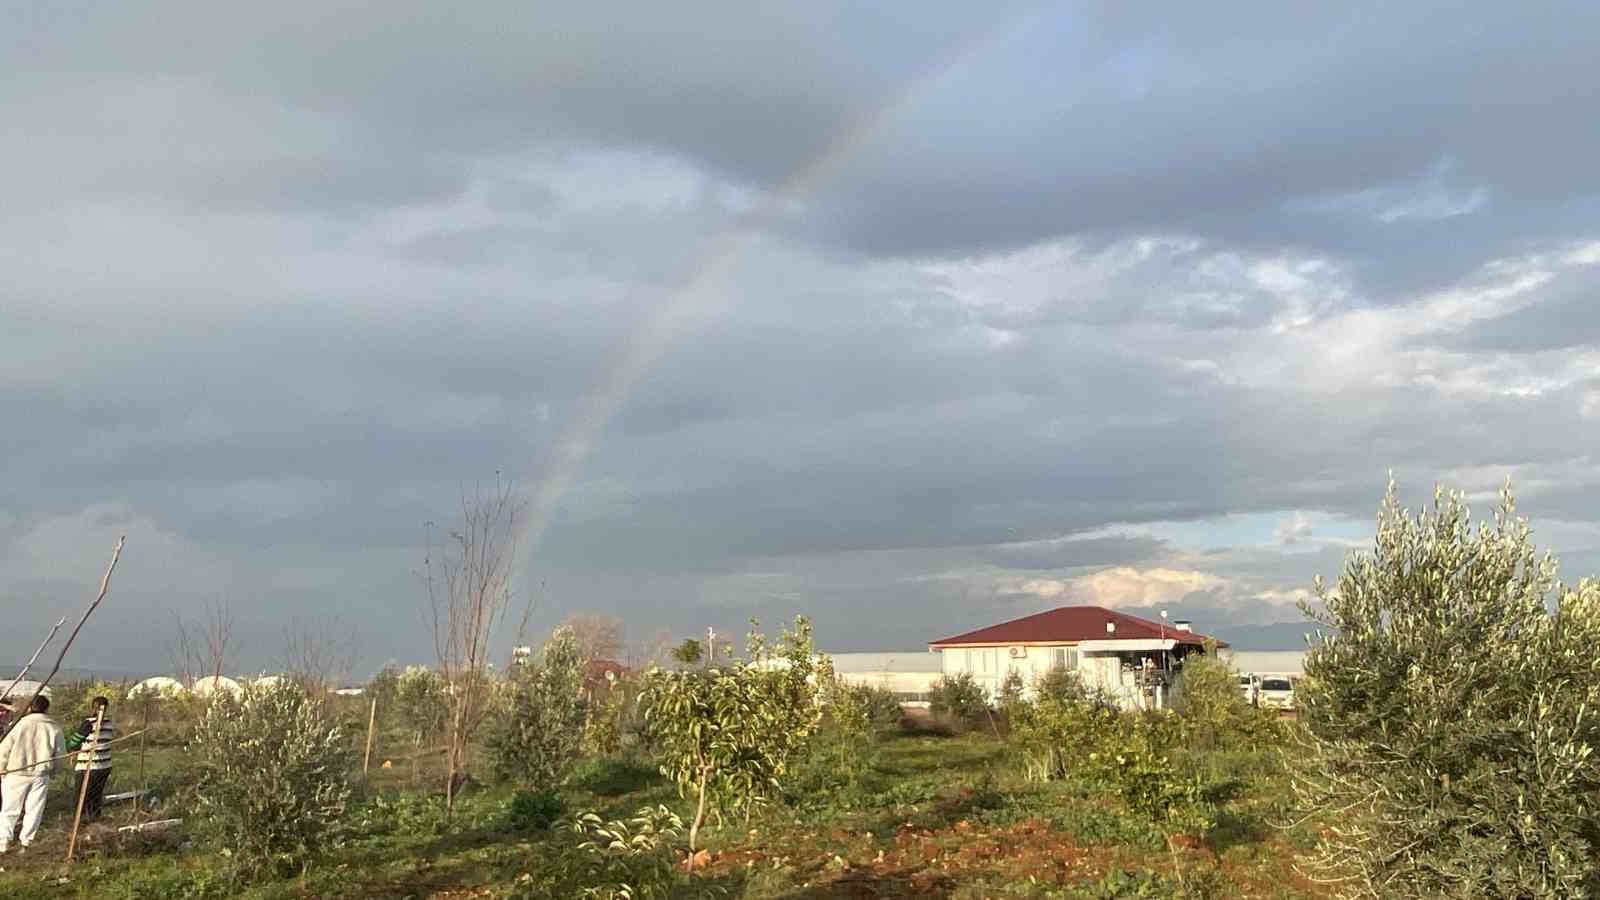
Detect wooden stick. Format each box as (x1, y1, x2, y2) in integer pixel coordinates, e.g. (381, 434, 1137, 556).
(0, 728, 147, 777)
(65, 707, 105, 862)
(138, 695, 150, 826)
(1, 617, 66, 703)
(3, 537, 125, 742)
(118, 818, 181, 834)
(362, 697, 378, 776)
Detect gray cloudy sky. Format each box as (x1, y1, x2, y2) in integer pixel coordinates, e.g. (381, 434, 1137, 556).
(5, 1, 1599, 676)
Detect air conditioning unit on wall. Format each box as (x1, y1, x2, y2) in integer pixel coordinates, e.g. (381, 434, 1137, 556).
(1007, 646, 1026, 659)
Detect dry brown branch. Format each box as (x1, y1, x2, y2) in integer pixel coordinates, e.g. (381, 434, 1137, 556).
(169, 597, 233, 689)
(282, 615, 358, 695)
(2, 537, 124, 742)
(558, 612, 625, 663)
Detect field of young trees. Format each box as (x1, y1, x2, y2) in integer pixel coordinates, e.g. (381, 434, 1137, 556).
(3, 479, 1597, 899)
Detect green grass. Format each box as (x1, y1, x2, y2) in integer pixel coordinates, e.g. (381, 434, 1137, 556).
(0, 728, 1323, 899)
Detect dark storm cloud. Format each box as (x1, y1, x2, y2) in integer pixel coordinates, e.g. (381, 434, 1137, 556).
(978, 535, 1169, 571)
(4, 1, 1599, 670)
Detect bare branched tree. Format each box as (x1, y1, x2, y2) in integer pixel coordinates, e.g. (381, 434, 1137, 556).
(558, 612, 625, 663)
(281, 616, 359, 695)
(423, 477, 525, 816)
(627, 627, 676, 670)
(169, 598, 233, 688)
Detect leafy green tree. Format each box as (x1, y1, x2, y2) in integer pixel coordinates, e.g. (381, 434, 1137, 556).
(998, 669, 1026, 708)
(1171, 645, 1283, 751)
(1009, 684, 1122, 783)
(669, 639, 703, 666)
(1010, 688, 1211, 833)
(487, 626, 587, 791)
(394, 665, 449, 753)
(187, 680, 351, 879)
(1292, 479, 1600, 898)
(1035, 664, 1096, 704)
(929, 671, 990, 726)
(640, 617, 823, 851)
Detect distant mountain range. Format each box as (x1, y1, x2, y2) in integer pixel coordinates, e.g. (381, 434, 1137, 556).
(0, 667, 155, 685)
(1212, 621, 1320, 651)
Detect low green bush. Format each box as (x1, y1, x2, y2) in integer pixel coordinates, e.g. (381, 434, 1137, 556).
(929, 672, 990, 725)
(505, 806, 685, 900)
(186, 680, 352, 879)
(486, 627, 587, 792)
(1010, 693, 1213, 835)
(506, 788, 565, 832)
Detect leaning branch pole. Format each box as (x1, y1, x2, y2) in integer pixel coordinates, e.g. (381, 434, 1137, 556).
(1, 536, 125, 742)
(65, 706, 105, 862)
(0, 616, 67, 704)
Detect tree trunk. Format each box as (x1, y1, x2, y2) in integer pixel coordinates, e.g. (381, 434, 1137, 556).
(688, 762, 711, 855)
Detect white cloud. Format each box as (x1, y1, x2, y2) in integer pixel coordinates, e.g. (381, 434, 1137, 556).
(1062, 567, 1229, 607)
(1253, 587, 1314, 606)
(1273, 512, 1313, 545)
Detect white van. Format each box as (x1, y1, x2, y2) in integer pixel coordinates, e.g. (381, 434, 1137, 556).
(1258, 675, 1295, 711)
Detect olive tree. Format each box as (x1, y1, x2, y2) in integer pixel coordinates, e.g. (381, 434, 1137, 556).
(487, 626, 587, 791)
(1291, 479, 1600, 899)
(188, 680, 352, 879)
(640, 617, 823, 852)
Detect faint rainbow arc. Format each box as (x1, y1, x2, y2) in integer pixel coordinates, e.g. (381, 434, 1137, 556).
(516, 6, 1053, 563)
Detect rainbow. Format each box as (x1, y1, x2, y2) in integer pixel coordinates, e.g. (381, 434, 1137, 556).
(516, 5, 1056, 572)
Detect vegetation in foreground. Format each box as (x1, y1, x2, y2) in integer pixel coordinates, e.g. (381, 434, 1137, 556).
(4, 476, 1594, 899)
(0, 723, 1316, 899)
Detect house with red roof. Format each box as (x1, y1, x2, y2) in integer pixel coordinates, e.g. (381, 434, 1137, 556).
(928, 606, 1227, 710)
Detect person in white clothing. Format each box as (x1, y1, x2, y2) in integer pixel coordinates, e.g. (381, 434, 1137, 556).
(0, 695, 66, 853)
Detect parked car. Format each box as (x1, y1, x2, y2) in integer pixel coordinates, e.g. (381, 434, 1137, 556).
(1258, 675, 1295, 711)
(1237, 673, 1260, 706)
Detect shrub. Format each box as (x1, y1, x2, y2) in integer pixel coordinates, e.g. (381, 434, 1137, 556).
(486, 626, 586, 791)
(1291, 480, 1600, 898)
(583, 676, 648, 757)
(1171, 649, 1286, 752)
(929, 672, 989, 725)
(1010, 691, 1212, 835)
(1035, 665, 1095, 704)
(49, 678, 129, 725)
(187, 680, 352, 879)
(998, 669, 1026, 708)
(393, 665, 449, 751)
(565, 806, 684, 900)
(506, 788, 565, 832)
(784, 669, 888, 808)
(1105, 715, 1212, 835)
(1009, 678, 1123, 783)
(641, 616, 823, 849)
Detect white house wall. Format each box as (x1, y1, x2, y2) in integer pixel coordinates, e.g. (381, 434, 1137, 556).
(937, 645, 1179, 710)
(836, 670, 942, 695)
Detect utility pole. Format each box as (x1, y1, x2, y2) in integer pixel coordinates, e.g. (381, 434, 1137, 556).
(706, 626, 717, 663)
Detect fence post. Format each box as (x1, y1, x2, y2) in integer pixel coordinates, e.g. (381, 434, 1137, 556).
(362, 697, 377, 777)
(137, 696, 150, 826)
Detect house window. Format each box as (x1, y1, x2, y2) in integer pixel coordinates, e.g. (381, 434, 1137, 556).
(1050, 648, 1078, 670)
(967, 649, 996, 674)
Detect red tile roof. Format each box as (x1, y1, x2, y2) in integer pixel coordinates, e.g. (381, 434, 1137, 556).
(929, 606, 1226, 649)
